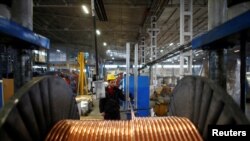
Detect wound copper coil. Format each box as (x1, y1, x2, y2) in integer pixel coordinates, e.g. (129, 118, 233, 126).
(45, 117, 203, 141)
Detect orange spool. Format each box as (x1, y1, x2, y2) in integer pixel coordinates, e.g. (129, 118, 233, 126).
(45, 117, 203, 141)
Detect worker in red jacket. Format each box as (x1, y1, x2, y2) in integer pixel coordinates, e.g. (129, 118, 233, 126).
(99, 74, 125, 120)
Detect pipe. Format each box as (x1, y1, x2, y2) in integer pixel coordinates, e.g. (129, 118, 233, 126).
(45, 117, 203, 141)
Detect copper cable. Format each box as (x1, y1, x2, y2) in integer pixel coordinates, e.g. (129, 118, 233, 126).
(45, 117, 203, 141)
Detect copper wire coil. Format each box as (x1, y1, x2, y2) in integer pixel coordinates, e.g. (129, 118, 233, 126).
(45, 117, 203, 141)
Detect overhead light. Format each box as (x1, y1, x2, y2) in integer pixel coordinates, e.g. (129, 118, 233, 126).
(106, 49, 110, 53)
(234, 50, 240, 53)
(195, 54, 199, 56)
(56, 49, 61, 53)
(34, 50, 38, 54)
(96, 29, 101, 35)
(112, 57, 114, 60)
(160, 50, 163, 53)
(110, 54, 113, 57)
(203, 58, 205, 60)
(169, 43, 174, 46)
(81, 5, 89, 14)
(103, 42, 107, 46)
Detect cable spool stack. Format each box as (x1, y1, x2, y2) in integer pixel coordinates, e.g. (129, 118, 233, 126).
(46, 117, 203, 141)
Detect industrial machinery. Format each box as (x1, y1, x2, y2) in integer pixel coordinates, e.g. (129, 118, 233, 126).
(77, 52, 88, 96)
(0, 3, 250, 141)
(76, 52, 93, 116)
(0, 16, 49, 109)
(0, 76, 79, 141)
(0, 75, 249, 141)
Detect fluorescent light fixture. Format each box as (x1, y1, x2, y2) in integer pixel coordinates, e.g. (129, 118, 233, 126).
(96, 29, 101, 35)
(41, 52, 46, 56)
(103, 42, 107, 46)
(234, 50, 240, 53)
(81, 5, 89, 14)
(169, 43, 174, 46)
(104, 65, 118, 68)
(34, 50, 38, 54)
(56, 49, 61, 53)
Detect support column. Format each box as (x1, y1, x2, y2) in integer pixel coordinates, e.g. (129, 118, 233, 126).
(180, 0, 193, 78)
(208, 0, 227, 90)
(209, 48, 227, 89)
(0, 2, 11, 19)
(147, 16, 159, 61)
(91, 0, 99, 80)
(11, 0, 33, 30)
(147, 16, 159, 86)
(11, 0, 33, 90)
(140, 37, 146, 65)
(134, 44, 138, 109)
(126, 43, 130, 110)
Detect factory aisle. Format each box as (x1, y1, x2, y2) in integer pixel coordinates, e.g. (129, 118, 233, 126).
(80, 97, 128, 120)
(80, 98, 103, 120)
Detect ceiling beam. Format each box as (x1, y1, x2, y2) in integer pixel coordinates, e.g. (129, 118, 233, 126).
(34, 28, 140, 33)
(33, 3, 149, 8)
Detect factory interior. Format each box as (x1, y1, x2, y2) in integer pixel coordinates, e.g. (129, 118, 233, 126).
(0, 0, 250, 140)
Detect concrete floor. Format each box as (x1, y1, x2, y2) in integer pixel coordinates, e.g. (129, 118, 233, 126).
(81, 97, 250, 122)
(80, 98, 103, 120)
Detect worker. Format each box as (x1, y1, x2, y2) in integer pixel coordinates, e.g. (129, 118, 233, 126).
(99, 74, 125, 120)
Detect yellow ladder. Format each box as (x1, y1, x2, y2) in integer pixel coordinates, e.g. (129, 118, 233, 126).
(77, 52, 88, 95)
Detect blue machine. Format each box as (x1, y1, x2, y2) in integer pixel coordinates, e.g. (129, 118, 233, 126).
(0, 17, 50, 109)
(0, 18, 50, 49)
(123, 76, 150, 117)
(192, 10, 250, 49)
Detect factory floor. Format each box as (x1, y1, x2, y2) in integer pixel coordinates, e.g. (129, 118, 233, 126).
(80, 96, 250, 121)
(80, 97, 127, 120)
(80, 98, 103, 120)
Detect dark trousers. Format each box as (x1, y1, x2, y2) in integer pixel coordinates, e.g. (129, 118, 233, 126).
(104, 112, 121, 120)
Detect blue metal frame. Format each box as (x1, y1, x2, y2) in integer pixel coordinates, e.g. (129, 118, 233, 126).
(192, 10, 250, 49)
(0, 18, 50, 49)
